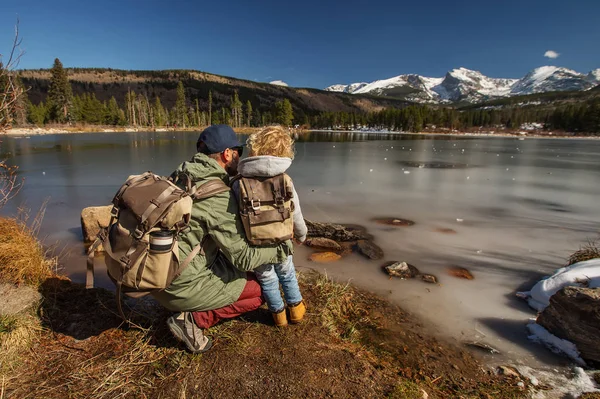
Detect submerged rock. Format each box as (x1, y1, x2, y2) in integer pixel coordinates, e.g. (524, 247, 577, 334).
(537, 286, 600, 365)
(434, 227, 457, 234)
(384, 262, 420, 279)
(309, 252, 342, 263)
(304, 219, 370, 242)
(372, 217, 415, 227)
(81, 205, 112, 243)
(356, 240, 384, 260)
(305, 237, 342, 252)
(447, 267, 474, 280)
(420, 274, 438, 284)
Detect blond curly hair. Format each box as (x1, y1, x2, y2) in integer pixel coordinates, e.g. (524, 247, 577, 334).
(246, 125, 295, 159)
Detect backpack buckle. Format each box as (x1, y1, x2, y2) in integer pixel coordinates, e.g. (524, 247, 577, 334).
(250, 199, 261, 212)
(119, 256, 131, 266)
(110, 206, 119, 218)
(132, 228, 144, 239)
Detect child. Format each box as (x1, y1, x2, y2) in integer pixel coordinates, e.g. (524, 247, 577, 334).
(233, 125, 307, 327)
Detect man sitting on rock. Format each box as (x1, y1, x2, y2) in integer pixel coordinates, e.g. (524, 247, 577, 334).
(152, 125, 292, 353)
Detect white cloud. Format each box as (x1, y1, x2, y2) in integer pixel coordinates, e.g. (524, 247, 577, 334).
(544, 50, 560, 59)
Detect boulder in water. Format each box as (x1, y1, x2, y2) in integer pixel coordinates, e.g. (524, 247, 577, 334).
(305, 219, 370, 242)
(309, 252, 342, 263)
(305, 237, 342, 252)
(384, 262, 420, 279)
(81, 205, 112, 244)
(447, 267, 474, 280)
(537, 286, 600, 365)
(356, 240, 384, 260)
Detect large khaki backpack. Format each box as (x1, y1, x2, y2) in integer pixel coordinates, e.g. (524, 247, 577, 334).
(86, 171, 229, 320)
(236, 173, 295, 246)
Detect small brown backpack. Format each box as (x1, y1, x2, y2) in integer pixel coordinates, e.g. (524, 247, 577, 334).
(86, 171, 229, 320)
(236, 173, 295, 246)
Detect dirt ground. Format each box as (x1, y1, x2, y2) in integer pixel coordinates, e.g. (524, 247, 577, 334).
(0, 271, 534, 399)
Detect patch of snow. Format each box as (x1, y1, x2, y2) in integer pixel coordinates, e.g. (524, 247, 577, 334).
(527, 322, 586, 366)
(269, 80, 288, 87)
(518, 258, 600, 311)
(517, 365, 599, 399)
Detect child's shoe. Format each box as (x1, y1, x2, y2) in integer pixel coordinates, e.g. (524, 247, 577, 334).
(272, 309, 288, 327)
(288, 301, 306, 324)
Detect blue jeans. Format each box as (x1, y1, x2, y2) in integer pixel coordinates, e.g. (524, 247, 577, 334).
(255, 255, 303, 313)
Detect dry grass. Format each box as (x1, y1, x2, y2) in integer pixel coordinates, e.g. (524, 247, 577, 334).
(567, 238, 600, 266)
(0, 215, 57, 287)
(0, 312, 41, 374)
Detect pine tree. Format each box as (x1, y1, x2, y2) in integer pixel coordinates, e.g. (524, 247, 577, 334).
(47, 58, 74, 123)
(195, 98, 201, 127)
(175, 81, 187, 127)
(275, 99, 293, 126)
(153, 96, 166, 127)
(246, 100, 252, 127)
(208, 90, 212, 126)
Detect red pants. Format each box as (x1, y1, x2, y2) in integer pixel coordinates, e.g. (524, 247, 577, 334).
(192, 274, 264, 329)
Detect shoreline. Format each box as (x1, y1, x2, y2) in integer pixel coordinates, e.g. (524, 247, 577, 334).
(2, 125, 599, 140)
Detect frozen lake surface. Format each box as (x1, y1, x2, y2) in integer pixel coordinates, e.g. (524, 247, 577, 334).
(2, 131, 600, 372)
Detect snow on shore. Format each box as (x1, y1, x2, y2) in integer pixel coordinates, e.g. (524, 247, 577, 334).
(518, 258, 600, 311)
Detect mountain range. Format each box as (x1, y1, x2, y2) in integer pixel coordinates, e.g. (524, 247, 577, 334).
(325, 66, 600, 104)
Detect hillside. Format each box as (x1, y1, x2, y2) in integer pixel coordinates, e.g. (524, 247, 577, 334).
(18, 68, 412, 121)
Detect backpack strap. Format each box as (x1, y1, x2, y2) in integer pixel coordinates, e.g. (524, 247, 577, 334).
(85, 236, 105, 289)
(192, 179, 230, 200)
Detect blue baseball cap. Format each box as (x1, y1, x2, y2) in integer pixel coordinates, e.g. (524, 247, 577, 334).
(196, 124, 243, 154)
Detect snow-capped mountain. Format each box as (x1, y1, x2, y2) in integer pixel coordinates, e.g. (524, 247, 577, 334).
(270, 80, 288, 87)
(510, 66, 594, 95)
(325, 66, 600, 104)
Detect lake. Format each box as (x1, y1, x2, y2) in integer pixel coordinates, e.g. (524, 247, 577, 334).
(2, 130, 600, 369)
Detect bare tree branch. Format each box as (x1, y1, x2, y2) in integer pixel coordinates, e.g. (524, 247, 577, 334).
(1, 19, 25, 207)
(1, 18, 26, 132)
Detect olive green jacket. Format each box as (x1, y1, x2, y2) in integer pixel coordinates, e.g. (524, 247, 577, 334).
(152, 153, 292, 312)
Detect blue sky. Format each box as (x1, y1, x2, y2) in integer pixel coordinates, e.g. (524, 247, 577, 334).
(1, 0, 599, 89)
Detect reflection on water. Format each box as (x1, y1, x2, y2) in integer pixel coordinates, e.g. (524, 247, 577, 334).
(2, 131, 600, 368)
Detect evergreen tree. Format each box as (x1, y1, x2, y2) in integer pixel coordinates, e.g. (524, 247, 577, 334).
(275, 99, 293, 126)
(246, 100, 252, 127)
(47, 58, 74, 123)
(153, 96, 166, 126)
(175, 81, 187, 127)
(208, 90, 212, 125)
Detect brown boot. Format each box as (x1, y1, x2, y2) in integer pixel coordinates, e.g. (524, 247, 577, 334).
(288, 301, 306, 324)
(272, 309, 288, 327)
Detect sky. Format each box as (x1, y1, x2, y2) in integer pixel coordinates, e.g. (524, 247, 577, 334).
(0, 0, 599, 89)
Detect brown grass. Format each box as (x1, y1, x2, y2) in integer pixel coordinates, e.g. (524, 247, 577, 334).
(0, 215, 56, 287)
(567, 238, 600, 266)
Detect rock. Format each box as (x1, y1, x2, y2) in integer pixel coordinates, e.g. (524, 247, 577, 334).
(497, 365, 521, 379)
(447, 266, 474, 280)
(384, 262, 420, 279)
(309, 252, 342, 263)
(465, 341, 500, 354)
(305, 237, 341, 252)
(81, 205, 112, 243)
(420, 274, 438, 284)
(338, 242, 356, 256)
(537, 286, 600, 365)
(0, 283, 41, 316)
(434, 227, 457, 234)
(356, 240, 384, 260)
(304, 219, 370, 242)
(372, 217, 415, 227)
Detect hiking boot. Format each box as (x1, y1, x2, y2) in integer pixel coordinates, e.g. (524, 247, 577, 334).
(272, 308, 288, 327)
(288, 301, 306, 324)
(167, 312, 213, 354)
